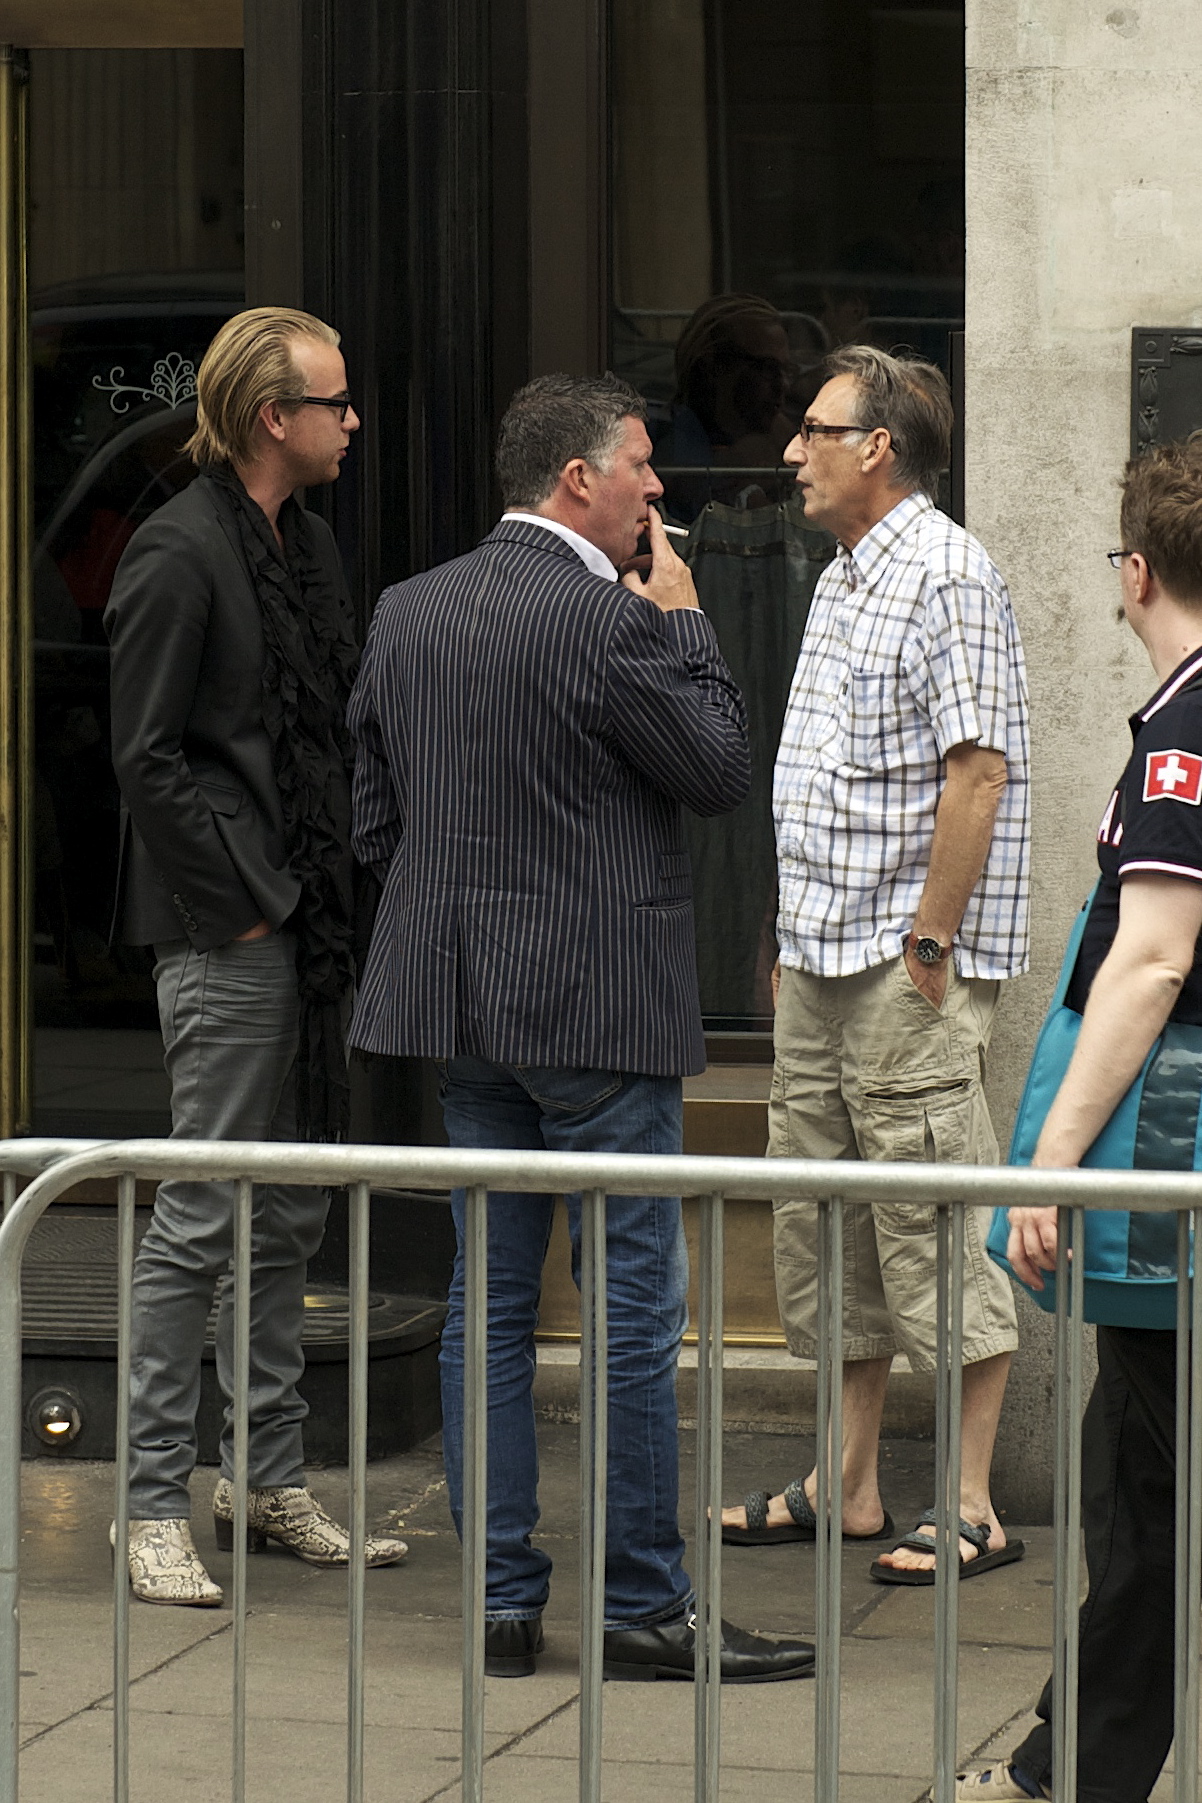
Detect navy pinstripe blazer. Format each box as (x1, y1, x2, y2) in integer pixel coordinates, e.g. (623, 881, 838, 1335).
(347, 518, 750, 1076)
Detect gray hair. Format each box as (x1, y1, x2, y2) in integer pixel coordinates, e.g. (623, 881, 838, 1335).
(496, 372, 647, 510)
(822, 344, 952, 498)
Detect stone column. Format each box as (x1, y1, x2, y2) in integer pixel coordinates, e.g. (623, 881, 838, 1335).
(966, 0, 1202, 1520)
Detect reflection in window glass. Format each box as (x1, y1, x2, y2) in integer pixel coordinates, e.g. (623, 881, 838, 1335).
(29, 51, 243, 1134)
(612, 0, 964, 1029)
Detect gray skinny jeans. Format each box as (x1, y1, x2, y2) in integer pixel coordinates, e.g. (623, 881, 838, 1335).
(127, 932, 330, 1519)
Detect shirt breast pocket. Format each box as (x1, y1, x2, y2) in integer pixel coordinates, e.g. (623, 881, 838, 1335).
(846, 670, 904, 774)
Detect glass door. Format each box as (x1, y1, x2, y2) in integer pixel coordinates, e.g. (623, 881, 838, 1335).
(612, 0, 965, 1039)
(28, 45, 244, 1135)
(608, 0, 967, 1340)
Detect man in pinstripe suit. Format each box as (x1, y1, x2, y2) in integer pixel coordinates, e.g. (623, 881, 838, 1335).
(348, 373, 815, 1683)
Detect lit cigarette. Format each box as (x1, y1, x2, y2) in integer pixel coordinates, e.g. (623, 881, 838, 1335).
(644, 510, 690, 539)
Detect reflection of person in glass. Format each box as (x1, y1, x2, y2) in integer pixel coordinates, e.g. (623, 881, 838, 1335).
(817, 235, 913, 352)
(654, 293, 804, 519)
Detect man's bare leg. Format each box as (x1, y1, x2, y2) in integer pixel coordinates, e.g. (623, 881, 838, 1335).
(874, 1350, 1012, 1571)
(721, 1355, 893, 1536)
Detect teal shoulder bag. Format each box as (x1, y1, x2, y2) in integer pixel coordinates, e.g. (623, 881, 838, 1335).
(986, 887, 1201, 1327)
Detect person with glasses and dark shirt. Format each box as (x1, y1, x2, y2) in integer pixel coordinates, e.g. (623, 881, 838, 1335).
(105, 307, 407, 1606)
(960, 437, 1202, 1803)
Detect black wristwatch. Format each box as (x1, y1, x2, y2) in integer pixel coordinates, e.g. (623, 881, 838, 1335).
(904, 932, 953, 967)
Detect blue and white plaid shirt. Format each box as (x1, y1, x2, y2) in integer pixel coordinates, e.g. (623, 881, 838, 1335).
(773, 491, 1030, 980)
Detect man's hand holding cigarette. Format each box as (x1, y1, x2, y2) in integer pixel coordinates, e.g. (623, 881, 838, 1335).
(620, 507, 699, 613)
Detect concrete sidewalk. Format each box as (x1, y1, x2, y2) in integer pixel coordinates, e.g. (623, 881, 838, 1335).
(10, 1425, 1167, 1802)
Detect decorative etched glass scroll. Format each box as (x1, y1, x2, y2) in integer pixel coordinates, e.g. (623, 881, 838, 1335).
(92, 351, 198, 414)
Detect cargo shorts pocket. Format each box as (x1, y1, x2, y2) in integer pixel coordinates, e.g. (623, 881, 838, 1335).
(855, 1078, 979, 1235)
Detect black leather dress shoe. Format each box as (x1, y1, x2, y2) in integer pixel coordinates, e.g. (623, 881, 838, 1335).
(484, 1616, 545, 1677)
(602, 1613, 814, 1683)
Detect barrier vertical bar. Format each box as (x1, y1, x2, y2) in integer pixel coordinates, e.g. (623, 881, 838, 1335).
(579, 1187, 607, 1803)
(461, 1184, 488, 1803)
(693, 1192, 724, 1803)
(1174, 1211, 1190, 1803)
(933, 1204, 949, 1803)
(1062, 1206, 1086, 1802)
(1066, 1211, 1088, 1803)
(705, 1194, 724, 1799)
(346, 1180, 370, 1803)
(693, 1191, 712, 1790)
(814, 1197, 843, 1803)
(933, 1204, 964, 1803)
(813, 1198, 830, 1803)
(0, 1237, 19, 1803)
(1051, 1210, 1068, 1803)
(827, 1197, 843, 1798)
(112, 1172, 135, 1803)
(232, 1175, 253, 1803)
(1051, 1207, 1071, 1803)
(933, 1205, 950, 1803)
(1177, 1204, 1202, 1803)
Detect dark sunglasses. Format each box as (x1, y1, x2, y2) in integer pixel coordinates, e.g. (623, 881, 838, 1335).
(295, 393, 354, 423)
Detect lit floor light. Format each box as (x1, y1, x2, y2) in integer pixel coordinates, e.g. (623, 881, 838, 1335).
(28, 1389, 83, 1450)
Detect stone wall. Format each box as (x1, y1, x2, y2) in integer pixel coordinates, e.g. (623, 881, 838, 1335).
(966, 0, 1202, 1520)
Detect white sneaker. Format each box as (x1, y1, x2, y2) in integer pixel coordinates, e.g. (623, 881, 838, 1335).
(113, 1518, 224, 1607)
(954, 1764, 1050, 1802)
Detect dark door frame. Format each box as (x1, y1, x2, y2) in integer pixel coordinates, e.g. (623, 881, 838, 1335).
(240, 0, 612, 1150)
(241, 0, 611, 617)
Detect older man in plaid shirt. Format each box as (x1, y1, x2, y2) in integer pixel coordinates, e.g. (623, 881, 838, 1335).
(722, 345, 1030, 1583)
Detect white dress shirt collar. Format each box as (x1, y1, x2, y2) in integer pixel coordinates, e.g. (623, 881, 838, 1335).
(502, 511, 618, 583)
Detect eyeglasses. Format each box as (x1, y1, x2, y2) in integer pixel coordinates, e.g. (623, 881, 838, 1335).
(295, 393, 354, 422)
(1106, 549, 1135, 569)
(797, 420, 882, 444)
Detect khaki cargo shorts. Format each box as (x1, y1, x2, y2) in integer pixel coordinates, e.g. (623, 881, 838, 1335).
(769, 956, 1018, 1372)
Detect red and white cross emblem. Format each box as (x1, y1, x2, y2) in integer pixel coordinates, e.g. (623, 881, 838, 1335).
(1144, 749, 1202, 805)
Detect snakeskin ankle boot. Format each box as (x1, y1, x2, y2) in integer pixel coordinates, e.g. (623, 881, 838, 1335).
(211, 1481, 408, 1568)
(114, 1518, 224, 1607)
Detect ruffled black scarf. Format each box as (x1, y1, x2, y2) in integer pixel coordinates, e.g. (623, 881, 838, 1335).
(203, 468, 359, 1140)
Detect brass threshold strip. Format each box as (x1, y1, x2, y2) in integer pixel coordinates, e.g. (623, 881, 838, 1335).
(535, 1329, 789, 1351)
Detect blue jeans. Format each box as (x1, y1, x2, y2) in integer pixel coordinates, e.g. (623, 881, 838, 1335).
(437, 1057, 692, 1629)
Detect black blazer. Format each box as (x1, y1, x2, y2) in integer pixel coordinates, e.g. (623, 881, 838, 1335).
(104, 477, 349, 951)
(347, 518, 750, 1077)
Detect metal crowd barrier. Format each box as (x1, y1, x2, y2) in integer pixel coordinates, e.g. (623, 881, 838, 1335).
(0, 1138, 1199, 1803)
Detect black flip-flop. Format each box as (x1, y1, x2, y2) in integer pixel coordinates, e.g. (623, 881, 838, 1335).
(722, 1479, 895, 1547)
(869, 1509, 1027, 1586)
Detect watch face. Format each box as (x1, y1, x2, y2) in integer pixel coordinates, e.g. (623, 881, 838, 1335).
(915, 936, 943, 965)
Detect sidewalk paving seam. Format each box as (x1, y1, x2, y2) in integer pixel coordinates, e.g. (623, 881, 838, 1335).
(382, 1473, 448, 1530)
(850, 1633, 1051, 1654)
(415, 1689, 584, 1803)
(962, 1697, 1043, 1768)
(847, 1584, 903, 1632)
(19, 1615, 234, 1752)
(899, 1691, 1043, 1803)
